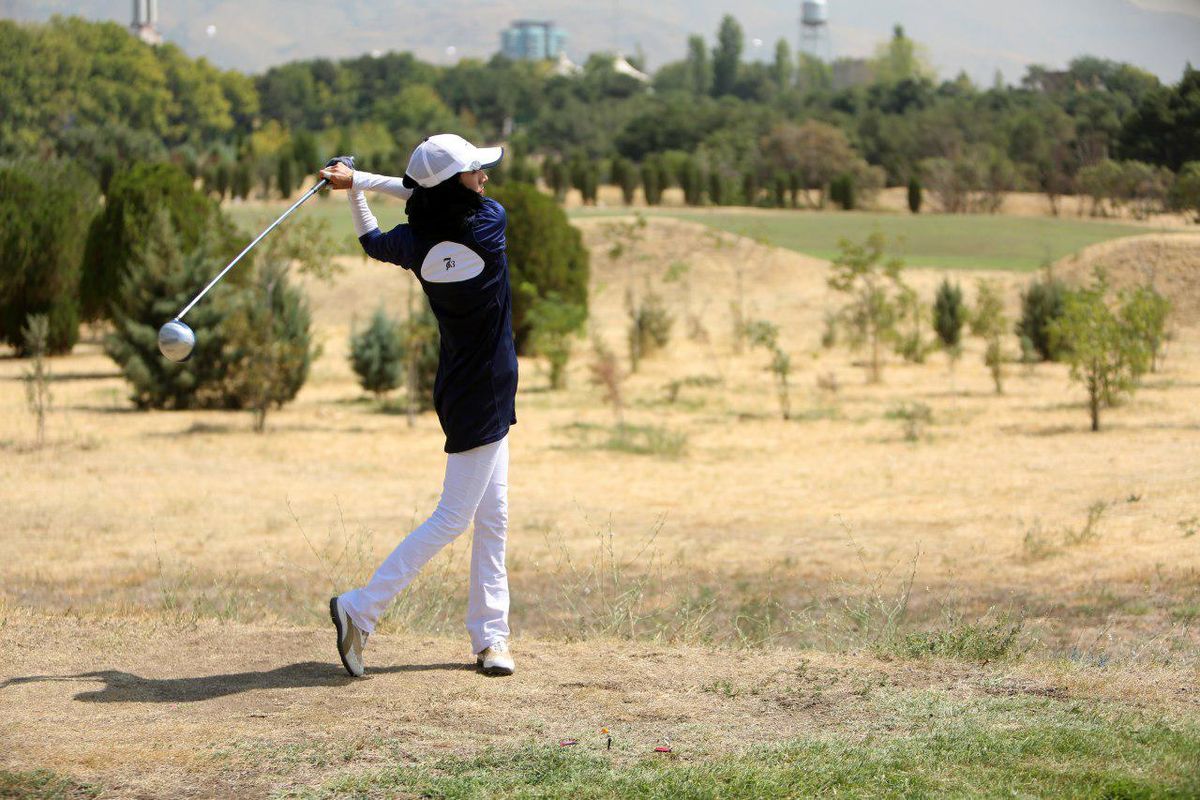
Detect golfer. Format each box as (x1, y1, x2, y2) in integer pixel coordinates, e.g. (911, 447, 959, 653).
(319, 134, 517, 678)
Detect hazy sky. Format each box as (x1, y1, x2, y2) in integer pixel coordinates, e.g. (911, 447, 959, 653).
(2, 0, 1197, 84)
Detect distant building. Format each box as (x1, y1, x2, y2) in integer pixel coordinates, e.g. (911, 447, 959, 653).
(832, 57, 874, 90)
(130, 0, 162, 46)
(501, 20, 567, 61)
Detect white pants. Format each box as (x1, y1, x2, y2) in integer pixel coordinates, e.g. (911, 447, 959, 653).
(339, 435, 510, 654)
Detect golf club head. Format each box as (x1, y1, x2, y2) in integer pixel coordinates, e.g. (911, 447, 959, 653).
(158, 319, 195, 362)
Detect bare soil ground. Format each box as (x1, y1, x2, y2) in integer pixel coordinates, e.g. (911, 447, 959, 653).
(1, 216, 1198, 797)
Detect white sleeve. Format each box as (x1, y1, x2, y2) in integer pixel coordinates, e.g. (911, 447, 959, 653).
(348, 189, 379, 238)
(351, 170, 413, 200)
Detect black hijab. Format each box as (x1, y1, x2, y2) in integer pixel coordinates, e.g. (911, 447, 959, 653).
(404, 173, 483, 242)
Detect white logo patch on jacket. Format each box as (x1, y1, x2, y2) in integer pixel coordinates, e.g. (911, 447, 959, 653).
(421, 241, 485, 283)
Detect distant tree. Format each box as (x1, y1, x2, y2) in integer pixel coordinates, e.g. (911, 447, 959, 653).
(0, 160, 98, 354)
(872, 25, 934, 84)
(761, 121, 864, 207)
(641, 159, 663, 206)
(350, 307, 405, 399)
(772, 39, 794, 90)
(1048, 273, 1152, 432)
(711, 15, 743, 97)
(488, 184, 589, 353)
(907, 176, 923, 213)
(828, 232, 907, 383)
(277, 155, 295, 199)
(611, 157, 639, 205)
(1118, 66, 1200, 171)
(970, 280, 1009, 394)
(1171, 161, 1200, 221)
(686, 34, 712, 95)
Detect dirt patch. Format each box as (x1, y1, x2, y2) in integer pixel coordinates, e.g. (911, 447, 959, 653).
(1053, 233, 1200, 325)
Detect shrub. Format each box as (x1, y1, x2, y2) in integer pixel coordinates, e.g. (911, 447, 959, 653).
(1118, 284, 1171, 372)
(220, 256, 317, 432)
(626, 288, 673, 372)
(933, 278, 966, 367)
(0, 160, 99, 354)
(588, 336, 624, 424)
(1016, 271, 1067, 361)
(525, 290, 586, 390)
(487, 183, 589, 354)
(22, 314, 51, 448)
(81, 162, 237, 322)
(894, 285, 934, 364)
(745, 319, 792, 420)
(350, 307, 405, 398)
(971, 280, 1009, 394)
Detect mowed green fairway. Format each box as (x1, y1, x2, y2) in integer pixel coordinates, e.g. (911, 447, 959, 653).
(227, 198, 1162, 272)
(574, 208, 1164, 271)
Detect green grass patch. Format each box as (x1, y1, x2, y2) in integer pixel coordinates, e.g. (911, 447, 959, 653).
(229, 199, 1165, 271)
(573, 207, 1165, 271)
(877, 614, 1025, 662)
(0, 769, 99, 799)
(291, 698, 1200, 799)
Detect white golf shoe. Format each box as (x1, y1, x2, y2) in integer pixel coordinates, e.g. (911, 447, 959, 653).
(476, 640, 515, 676)
(329, 596, 368, 677)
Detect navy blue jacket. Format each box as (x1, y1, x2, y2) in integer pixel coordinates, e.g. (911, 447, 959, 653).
(359, 197, 517, 453)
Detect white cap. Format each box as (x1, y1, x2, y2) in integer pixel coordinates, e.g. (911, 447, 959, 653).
(405, 134, 504, 189)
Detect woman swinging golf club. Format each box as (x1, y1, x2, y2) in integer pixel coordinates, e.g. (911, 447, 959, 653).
(320, 134, 517, 677)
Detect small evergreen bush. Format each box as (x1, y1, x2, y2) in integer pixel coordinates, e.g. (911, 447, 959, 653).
(350, 307, 405, 398)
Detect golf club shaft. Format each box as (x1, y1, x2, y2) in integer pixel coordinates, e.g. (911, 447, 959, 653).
(174, 178, 329, 321)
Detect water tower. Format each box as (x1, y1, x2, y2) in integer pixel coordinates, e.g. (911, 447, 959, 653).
(799, 0, 831, 60)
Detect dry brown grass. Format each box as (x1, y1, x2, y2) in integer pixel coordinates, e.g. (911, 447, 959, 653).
(1, 216, 1199, 796)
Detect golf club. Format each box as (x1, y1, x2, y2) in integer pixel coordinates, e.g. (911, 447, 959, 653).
(157, 159, 351, 362)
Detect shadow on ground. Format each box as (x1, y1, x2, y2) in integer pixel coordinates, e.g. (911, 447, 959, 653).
(0, 660, 473, 703)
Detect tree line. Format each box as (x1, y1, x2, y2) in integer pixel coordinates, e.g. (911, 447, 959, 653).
(2, 16, 1198, 216)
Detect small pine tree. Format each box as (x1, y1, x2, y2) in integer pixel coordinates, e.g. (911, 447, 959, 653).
(1017, 271, 1068, 361)
(350, 307, 405, 399)
(933, 279, 967, 368)
(894, 285, 934, 364)
(908, 176, 923, 213)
